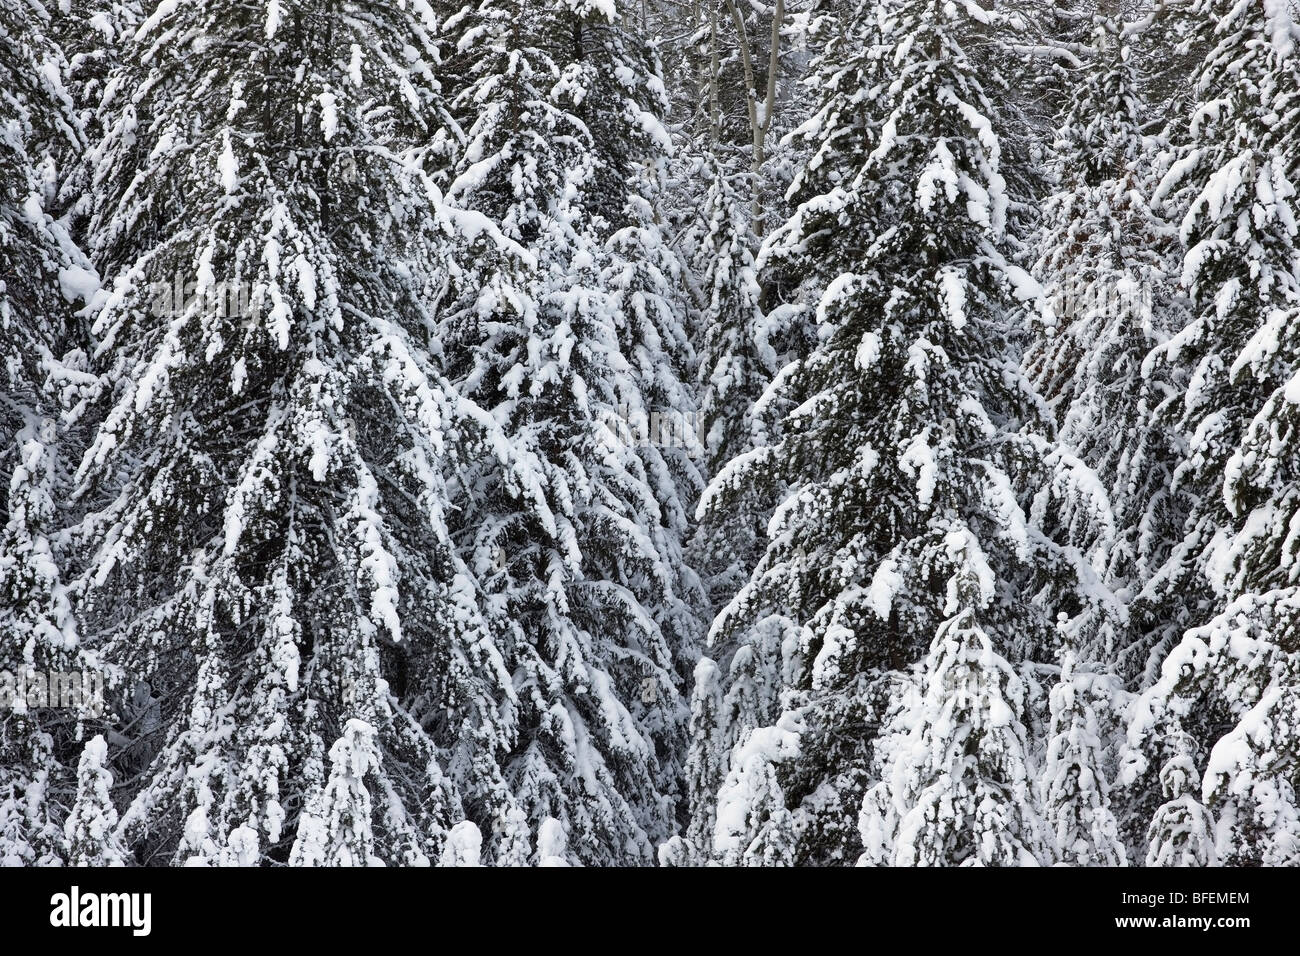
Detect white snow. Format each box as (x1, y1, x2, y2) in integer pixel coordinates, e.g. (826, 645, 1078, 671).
(349, 45, 364, 87)
(319, 91, 339, 142)
(218, 131, 238, 193)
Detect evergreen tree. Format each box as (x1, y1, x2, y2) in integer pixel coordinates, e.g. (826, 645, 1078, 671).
(290, 719, 384, 867)
(1141, 733, 1218, 866)
(71, 0, 529, 865)
(437, 819, 482, 867)
(860, 564, 1045, 867)
(0, 0, 97, 867)
(685, 155, 768, 618)
(64, 735, 126, 866)
(436, 0, 705, 864)
(690, 0, 1114, 865)
(534, 815, 571, 866)
(672, 614, 788, 863)
(658, 657, 722, 864)
(1128, 0, 1300, 866)
(1026, 9, 1190, 676)
(1040, 653, 1127, 865)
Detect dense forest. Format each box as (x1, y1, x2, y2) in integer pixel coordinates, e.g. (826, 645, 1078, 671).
(2, 0, 1299, 866)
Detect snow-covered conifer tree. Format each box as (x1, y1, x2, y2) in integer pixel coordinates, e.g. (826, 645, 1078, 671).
(290, 719, 384, 867)
(437, 819, 482, 867)
(535, 816, 570, 866)
(1027, 10, 1189, 670)
(859, 561, 1045, 866)
(0, 0, 98, 867)
(70, 0, 536, 865)
(689, 0, 1116, 865)
(435, 0, 705, 864)
(1142, 733, 1218, 866)
(1040, 653, 1127, 865)
(64, 735, 126, 865)
(1126, 0, 1300, 866)
(683, 156, 769, 616)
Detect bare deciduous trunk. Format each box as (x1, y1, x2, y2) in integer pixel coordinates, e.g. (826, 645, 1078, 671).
(708, 0, 721, 145)
(721, 0, 784, 228)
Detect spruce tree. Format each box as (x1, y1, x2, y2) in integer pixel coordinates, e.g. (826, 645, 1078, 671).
(1029, 8, 1186, 602)
(692, 0, 1114, 865)
(437, 0, 705, 864)
(686, 155, 768, 617)
(63, 735, 126, 865)
(860, 564, 1045, 867)
(1142, 733, 1218, 866)
(1040, 653, 1127, 865)
(1127, 0, 1300, 866)
(0, 0, 97, 867)
(72, 0, 528, 865)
